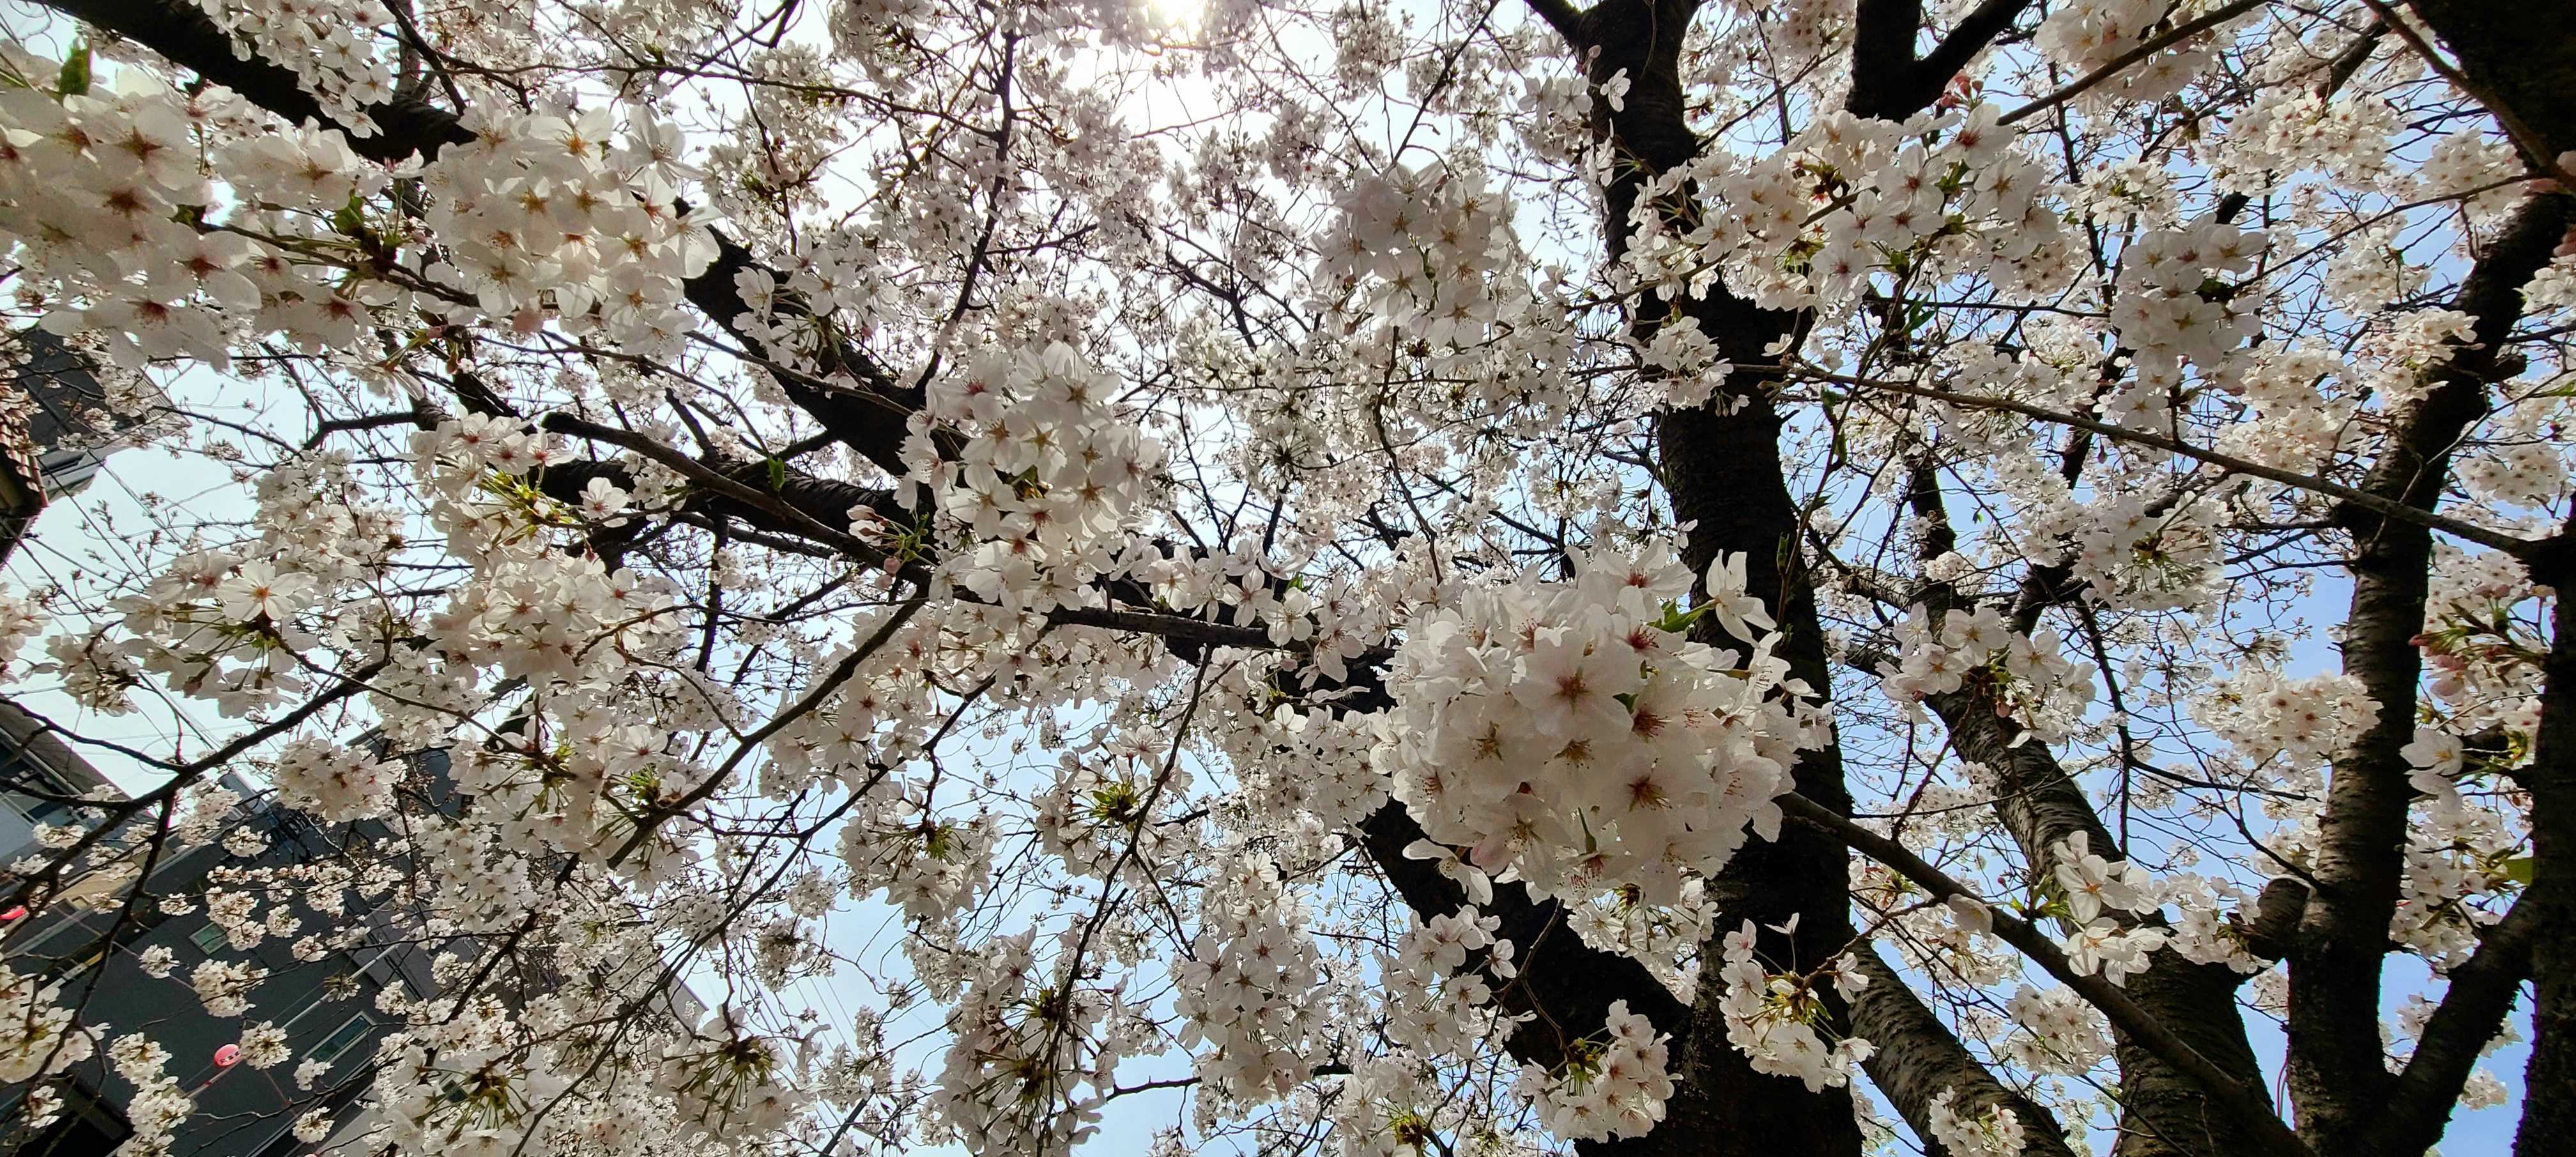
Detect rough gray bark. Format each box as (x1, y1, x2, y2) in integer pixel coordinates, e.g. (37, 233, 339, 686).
(1922, 678, 2274, 1157)
(1903, 457, 2273, 1157)
(1565, 1, 2049, 1153)
(1847, 947, 2078, 1157)
(2285, 187, 2570, 1157)
(2511, 585, 2576, 1157)
(2376, 13, 2576, 1149)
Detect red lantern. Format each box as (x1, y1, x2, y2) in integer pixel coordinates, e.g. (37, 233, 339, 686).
(213, 1044, 241, 1068)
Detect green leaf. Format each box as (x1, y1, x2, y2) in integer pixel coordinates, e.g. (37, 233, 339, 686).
(1655, 599, 1711, 635)
(330, 192, 366, 238)
(57, 40, 89, 97)
(766, 457, 787, 492)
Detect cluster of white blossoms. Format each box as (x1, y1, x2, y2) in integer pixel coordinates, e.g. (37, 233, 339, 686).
(1712, 919, 1873, 1093)
(2391, 808, 2522, 963)
(0, 70, 364, 370)
(2389, 707, 2527, 965)
(265, 735, 402, 820)
(188, 958, 266, 1017)
(236, 1021, 292, 1068)
(1927, 1086, 2028, 1157)
(1627, 105, 2080, 314)
(2194, 666, 2379, 778)
(2212, 347, 2358, 471)
(424, 104, 716, 353)
(835, 782, 993, 924)
(2213, 87, 2404, 199)
(1316, 162, 1518, 349)
(1512, 999, 1675, 1142)
(2106, 223, 2265, 396)
(1567, 875, 1718, 997)
(652, 1012, 814, 1150)
(2051, 832, 2154, 924)
(0, 973, 93, 1084)
(1372, 546, 1819, 905)
(2068, 494, 2223, 612)
(0, 589, 45, 674)
(376, 1038, 577, 1157)
(1171, 854, 1328, 1103)
(2048, 834, 2170, 985)
(103, 1031, 194, 1157)
(45, 548, 331, 718)
(349, 889, 821, 1157)
(1999, 984, 2114, 1077)
(1875, 603, 2097, 743)
(2162, 877, 2273, 975)
(2035, 0, 2226, 108)
(2417, 545, 2551, 728)
(1358, 900, 1676, 1144)
(1377, 908, 1516, 1062)
(194, 0, 401, 130)
(2061, 919, 2171, 986)
(910, 341, 1165, 618)
(924, 930, 1126, 1157)
(0, 53, 711, 374)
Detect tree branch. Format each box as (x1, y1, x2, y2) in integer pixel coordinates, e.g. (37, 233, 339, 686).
(1846, 945, 2080, 1157)
(1778, 792, 2313, 1157)
(1917, 0, 2039, 100)
(2000, 0, 2267, 126)
(47, 0, 926, 477)
(1522, 0, 1589, 45)
(2361, 898, 2539, 1157)
(1812, 368, 2554, 562)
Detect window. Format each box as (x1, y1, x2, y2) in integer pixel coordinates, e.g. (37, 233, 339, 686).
(2, 1077, 130, 1152)
(0, 746, 76, 828)
(306, 1013, 376, 1068)
(188, 921, 229, 955)
(39, 945, 105, 986)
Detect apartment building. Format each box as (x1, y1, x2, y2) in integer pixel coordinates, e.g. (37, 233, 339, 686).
(0, 734, 453, 1157)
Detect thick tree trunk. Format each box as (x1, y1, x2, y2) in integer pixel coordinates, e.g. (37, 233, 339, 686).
(1575, 1, 1866, 1151)
(1846, 947, 2079, 1157)
(2384, 6, 2576, 1149)
(2288, 190, 2570, 1151)
(1572, 1, 2053, 1150)
(2513, 589, 2576, 1156)
(1924, 681, 2273, 1157)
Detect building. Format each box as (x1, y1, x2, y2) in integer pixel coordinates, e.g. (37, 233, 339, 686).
(0, 738, 454, 1157)
(0, 702, 118, 873)
(0, 328, 127, 567)
(0, 337, 712, 1153)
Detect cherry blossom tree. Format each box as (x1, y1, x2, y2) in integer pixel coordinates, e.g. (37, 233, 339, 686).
(0, 1, 2570, 1156)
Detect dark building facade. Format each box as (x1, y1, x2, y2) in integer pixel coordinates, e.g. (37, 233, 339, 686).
(0, 328, 125, 567)
(0, 703, 118, 873)
(0, 744, 454, 1157)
